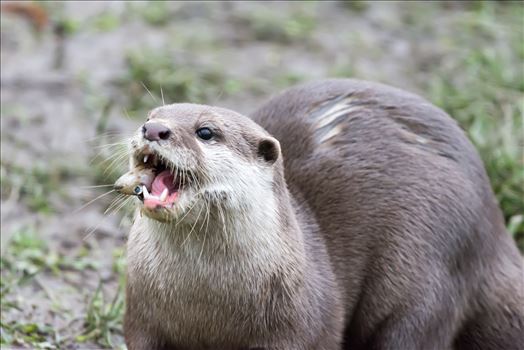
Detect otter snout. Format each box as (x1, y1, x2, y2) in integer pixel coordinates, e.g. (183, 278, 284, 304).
(114, 168, 155, 196)
(142, 122, 171, 141)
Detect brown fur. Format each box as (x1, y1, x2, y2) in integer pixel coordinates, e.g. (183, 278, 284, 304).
(124, 79, 524, 349)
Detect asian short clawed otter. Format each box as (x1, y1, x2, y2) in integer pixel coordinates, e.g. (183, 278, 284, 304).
(117, 79, 524, 350)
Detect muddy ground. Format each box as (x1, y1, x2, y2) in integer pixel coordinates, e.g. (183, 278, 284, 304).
(1, 2, 522, 349)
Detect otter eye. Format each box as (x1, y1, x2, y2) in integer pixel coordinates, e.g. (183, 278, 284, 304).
(196, 127, 213, 140)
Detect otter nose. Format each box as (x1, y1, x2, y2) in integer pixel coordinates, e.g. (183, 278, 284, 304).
(142, 122, 171, 141)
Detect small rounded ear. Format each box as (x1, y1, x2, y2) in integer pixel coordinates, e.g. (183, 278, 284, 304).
(257, 137, 280, 164)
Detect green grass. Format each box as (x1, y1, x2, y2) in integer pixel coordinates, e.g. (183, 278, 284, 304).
(92, 11, 121, 32)
(1, 227, 57, 282)
(0, 228, 99, 296)
(0, 228, 62, 348)
(0, 156, 86, 215)
(0, 229, 123, 349)
(75, 281, 125, 348)
(423, 2, 524, 249)
(119, 49, 242, 113)
(0, 321, 59, 349)
(340, 1, 369, 13)
(234, 4, 317, 44)
(76, 248, 126, 348)
(138, 2, 171, 27)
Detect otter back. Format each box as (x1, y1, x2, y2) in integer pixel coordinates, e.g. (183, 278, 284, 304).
(250, 79, 524, 350)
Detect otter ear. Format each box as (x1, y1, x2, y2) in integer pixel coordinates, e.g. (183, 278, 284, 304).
(257, 137, 280, 164)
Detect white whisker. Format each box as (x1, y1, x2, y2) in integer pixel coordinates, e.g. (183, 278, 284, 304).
(141, 81, 157, 104)
(181, 200, 205, 247)
(79, 184, 115, 189)
(74, 189, 115, 214)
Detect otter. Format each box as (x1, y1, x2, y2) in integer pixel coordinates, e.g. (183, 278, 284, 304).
(116, 79, 524, 350)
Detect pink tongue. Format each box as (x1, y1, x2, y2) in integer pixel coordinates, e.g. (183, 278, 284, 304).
(144, 170, 178, 209)
(151, 170, 174, 196)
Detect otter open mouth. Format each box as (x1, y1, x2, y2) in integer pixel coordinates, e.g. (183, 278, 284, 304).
(114, 150, 193, 210)
(142, 168, 179, 209)
(139, 151, 192, 209)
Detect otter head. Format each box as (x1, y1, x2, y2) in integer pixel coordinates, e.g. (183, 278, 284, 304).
(115, 103, 282, 224)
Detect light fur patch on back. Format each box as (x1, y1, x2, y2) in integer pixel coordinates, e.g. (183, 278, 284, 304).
(310, 94, 362, 145)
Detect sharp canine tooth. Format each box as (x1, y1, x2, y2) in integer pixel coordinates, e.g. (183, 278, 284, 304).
(144, 155, 149, 163)
(143, 186, 150, 198)
(160, 188, 168, 202)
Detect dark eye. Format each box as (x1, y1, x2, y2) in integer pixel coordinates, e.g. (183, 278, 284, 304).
(196, 127, 213, 140)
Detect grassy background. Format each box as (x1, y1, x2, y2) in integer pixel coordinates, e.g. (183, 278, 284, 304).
(1, 1, 522, 349)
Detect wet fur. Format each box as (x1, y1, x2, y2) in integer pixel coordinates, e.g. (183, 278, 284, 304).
(124, 79, 524, 349)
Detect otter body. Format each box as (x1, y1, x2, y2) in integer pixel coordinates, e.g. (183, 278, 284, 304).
(122, 79, 523, 349)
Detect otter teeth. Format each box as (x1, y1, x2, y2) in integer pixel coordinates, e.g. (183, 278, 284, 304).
(142, 185, 169, 203)
(143, 185, 150, 199)
(160, 188, 168, 202)
(143, 155, 149, 163)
